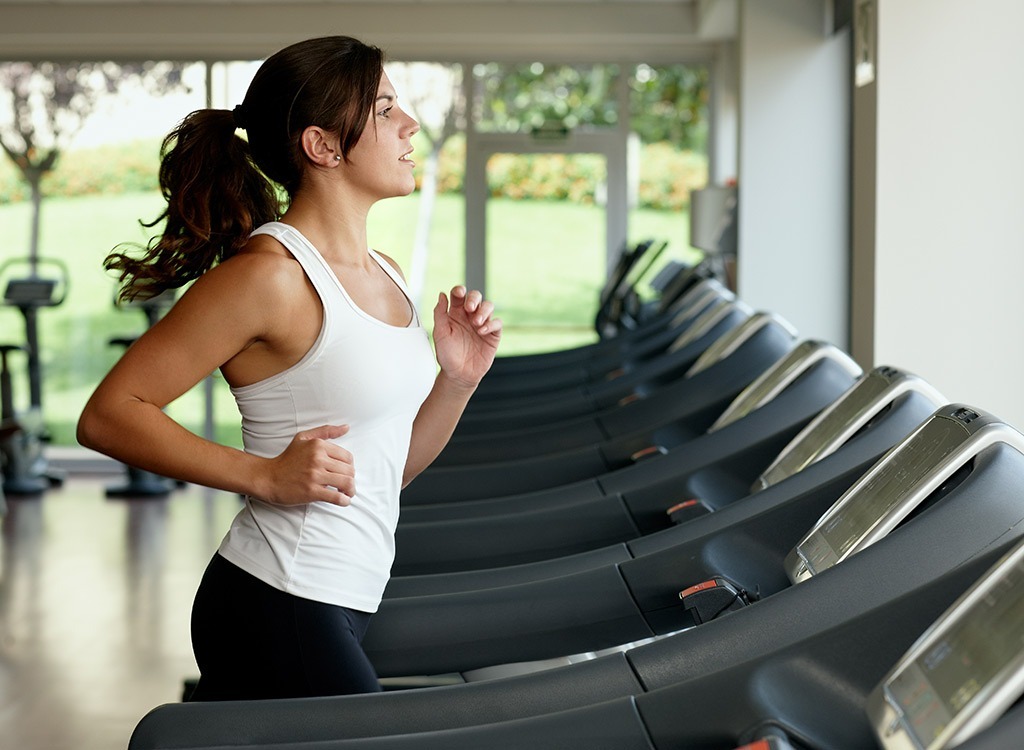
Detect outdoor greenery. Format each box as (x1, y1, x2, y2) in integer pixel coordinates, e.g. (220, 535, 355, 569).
(0, 135, 708, 211)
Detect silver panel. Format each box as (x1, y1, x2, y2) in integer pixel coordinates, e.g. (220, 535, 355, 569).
(665, 277, 734, 322)
(754, 366, 946, 491)
(785, 405, 1024, 584)
(707, 341, 863, 434)
(666, 299, 751, 354)
(868, 537, 1024, 750)
(685, 311, 797, 378)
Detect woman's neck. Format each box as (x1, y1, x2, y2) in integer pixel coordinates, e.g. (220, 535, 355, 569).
(280, 185, 374, 268)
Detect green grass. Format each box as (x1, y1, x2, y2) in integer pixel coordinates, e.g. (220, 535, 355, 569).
(0, 190, 698, 445)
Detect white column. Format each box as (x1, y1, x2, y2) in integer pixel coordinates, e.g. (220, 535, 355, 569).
(868, 0, 1024, 427)
(735, 0, 850, 346)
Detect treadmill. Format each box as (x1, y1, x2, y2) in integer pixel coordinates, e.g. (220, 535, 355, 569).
(127, 405, 1024, 750)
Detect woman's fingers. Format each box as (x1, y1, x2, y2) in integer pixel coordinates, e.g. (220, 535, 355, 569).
(267, 424, 356, 506)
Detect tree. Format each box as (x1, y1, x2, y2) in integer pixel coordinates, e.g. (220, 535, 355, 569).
(629, 63, 709, 150)
(471, 61, 708, 148)
(386, 62, 465, 308)
(474, 61, 619, 134)
(0, 60, 187, 269)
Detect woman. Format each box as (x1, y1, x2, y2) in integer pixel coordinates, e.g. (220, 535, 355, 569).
(77, 35, 501, 700)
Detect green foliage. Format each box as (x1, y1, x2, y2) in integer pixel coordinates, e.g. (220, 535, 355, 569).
(2, 134, 707, 211)
(636, 142, 708, 211)
(415, 133, 707, 210)
(629, 64, 709, 150)
(473, 62, 620, 134)
(0, 138, 162, 204)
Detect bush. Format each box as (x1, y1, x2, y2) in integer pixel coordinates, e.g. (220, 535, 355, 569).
(0, 139, 162, 204)
(417, 134, 706, 210)
(1, 135, 707, 211)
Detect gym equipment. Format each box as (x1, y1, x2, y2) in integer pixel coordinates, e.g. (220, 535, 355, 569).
(401, 339, 861, 506)
(369, 372, 946, 676)
(482, 257, 712, 382)
(126, 404, 1024, 750)
(105, 291, 177, 498)
(868, 534, 1024, 749)
(467, 272, 730, 396)
(390, 365, 944, 579)
(593, 239, 659, 337)
(465, 287, 746, 404)
(449, 295, 752, 437)
(0, 257, 68, 495)
(594, 239, 668, 336)
(432, 310, 796, 467)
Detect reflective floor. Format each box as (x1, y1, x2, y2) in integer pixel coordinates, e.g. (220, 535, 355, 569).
(0, 472, 243, 750)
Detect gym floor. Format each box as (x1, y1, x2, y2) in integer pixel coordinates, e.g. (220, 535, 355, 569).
(0, 459, 244, 750)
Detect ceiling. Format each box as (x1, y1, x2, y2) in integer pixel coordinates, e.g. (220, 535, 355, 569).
(0, 0, 736, 63)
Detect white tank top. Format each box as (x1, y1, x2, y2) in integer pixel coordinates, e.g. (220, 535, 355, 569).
(216, 222, 436, 612)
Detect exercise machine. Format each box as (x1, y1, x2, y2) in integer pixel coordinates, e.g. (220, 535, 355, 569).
(126, 404, 1024, 749)
(0, 257, 68, 495)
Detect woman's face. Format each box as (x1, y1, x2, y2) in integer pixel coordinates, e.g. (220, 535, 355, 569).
(342, 72, 420, 202)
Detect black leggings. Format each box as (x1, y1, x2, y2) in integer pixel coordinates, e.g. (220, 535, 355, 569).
(189, 553, 381, 701)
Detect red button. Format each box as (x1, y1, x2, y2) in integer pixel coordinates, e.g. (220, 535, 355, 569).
(678, 579, 719, 599)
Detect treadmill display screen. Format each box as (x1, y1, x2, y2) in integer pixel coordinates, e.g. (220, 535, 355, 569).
(884, 551, 1024, 747)
(805, 416, 968, 573)
(762, 371, 892, 487)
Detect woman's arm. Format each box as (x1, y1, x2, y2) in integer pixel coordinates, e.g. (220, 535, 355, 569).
(403, 285, 501, 486)
(78, 251, 355, 506)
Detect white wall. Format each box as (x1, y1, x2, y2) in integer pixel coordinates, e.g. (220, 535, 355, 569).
(872, 0, 1024, 426)
(735, 0, 850, 346)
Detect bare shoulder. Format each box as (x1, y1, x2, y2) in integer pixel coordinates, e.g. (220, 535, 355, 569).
(197, 235, 307, 299)
(374, 250, 407, 281)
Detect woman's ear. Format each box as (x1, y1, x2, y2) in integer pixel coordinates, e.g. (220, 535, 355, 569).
(301, 126, 341, 167)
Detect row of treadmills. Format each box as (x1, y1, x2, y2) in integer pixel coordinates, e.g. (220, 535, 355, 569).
(130, 249, 1024, 750)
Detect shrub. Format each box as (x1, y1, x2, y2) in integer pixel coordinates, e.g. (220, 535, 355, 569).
(0, 139, 162, 204)
(1, 135, 707, 210)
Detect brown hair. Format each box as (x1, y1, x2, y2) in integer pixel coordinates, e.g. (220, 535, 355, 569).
(106, 36, 385, 301)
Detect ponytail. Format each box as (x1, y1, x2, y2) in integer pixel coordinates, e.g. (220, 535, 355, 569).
(107, 35, 384, 302)
(106, 108, 281, 302)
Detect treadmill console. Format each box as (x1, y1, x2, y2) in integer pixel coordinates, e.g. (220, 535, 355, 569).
(784, 405, 1024, 584)
(754, 366, 945, 491)
(686, 312, 796, 377)
(667, 299, 749, 354)
(708, 341, 862, 434)
(668, 279, 732, 328)
(867, 537, 1024, 749)
(4, 278, 58, 306)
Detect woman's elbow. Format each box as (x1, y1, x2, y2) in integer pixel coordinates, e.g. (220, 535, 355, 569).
(76, 397, 119, 454)
(76, 404, 103, 451)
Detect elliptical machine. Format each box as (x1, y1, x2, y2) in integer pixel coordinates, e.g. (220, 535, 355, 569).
(0, 256, 68, 495)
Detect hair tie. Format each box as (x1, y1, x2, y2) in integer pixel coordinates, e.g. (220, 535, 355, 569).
(232, 104, 248, 130)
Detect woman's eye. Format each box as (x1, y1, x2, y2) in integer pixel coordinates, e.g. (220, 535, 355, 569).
(378, 106, 393, 118)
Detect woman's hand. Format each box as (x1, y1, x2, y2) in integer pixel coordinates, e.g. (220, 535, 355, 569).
(432, 285, 502, 389)
(257, 424, 356, 506)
